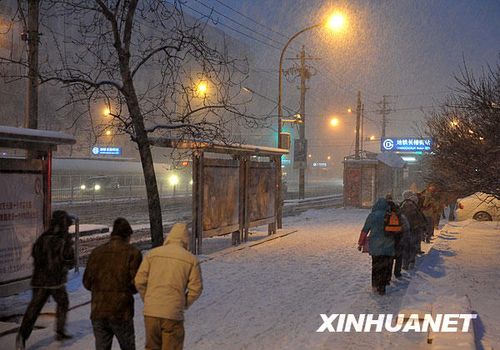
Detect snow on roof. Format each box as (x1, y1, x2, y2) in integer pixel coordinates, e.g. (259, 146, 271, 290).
(149, 137, 288, 156)
(376, 152, 406, 168)
(0, 125, 76, 146)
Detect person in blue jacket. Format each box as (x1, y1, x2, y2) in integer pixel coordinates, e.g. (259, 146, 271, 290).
(357, 198, 395, 295)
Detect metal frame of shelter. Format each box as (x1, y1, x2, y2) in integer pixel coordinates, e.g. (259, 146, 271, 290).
(149, 137, 288, 254)
(0, 126, 75, 296)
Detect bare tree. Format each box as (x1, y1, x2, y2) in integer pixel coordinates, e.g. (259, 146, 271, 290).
(424, 57, 500, 199)
(1, 0, 267, 246)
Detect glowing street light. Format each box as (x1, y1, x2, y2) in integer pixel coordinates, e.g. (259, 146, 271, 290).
(196, 81, 208, 96)
(347, 108, 352, 113)
(369, 135, 376, 141)
(277, 10, 349, 217)
(105, 130, 112, 136)
(169, 174, 180, 198)
(326, 12, 347, 32)
(169, 174, 180, 186)
(330, 117, 339, 127)
(103, 107, 111, 117)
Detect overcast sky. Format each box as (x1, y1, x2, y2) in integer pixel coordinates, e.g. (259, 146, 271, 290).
(183, 0, 498, 157)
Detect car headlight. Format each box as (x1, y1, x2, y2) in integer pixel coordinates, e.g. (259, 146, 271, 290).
(94, 184, 101, 191)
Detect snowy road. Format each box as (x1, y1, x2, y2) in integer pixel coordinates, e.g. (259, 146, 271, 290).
(0, 208, 432, 349)
(184, 208, 420, 350)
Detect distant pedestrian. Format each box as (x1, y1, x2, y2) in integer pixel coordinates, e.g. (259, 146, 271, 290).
(358, 198, 394, 295)
(16, 211, 75, 350)
(83, 218, 142, 350)
(400, 190, 427, 264)
(135, 223, 203, 350)
(421, 184, 439, 242)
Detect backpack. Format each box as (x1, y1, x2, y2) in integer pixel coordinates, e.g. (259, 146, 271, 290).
(384, 210, 402, 237)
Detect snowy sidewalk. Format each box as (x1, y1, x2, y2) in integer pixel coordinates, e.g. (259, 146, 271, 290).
(395, 220, 500, 349)
(0, 208, 440, 349)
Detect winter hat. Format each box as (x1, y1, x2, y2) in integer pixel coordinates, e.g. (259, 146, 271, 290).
(111, 217, 133, 238)
(50, 210, 73, 229)
(165, 223, 189, 248)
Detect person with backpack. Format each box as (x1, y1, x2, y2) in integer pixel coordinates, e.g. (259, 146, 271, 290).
(358, 198, 394, 295)
(83, 218, 143, 350)
(386, 200, 405, 279)
(16, 211, 75, 350)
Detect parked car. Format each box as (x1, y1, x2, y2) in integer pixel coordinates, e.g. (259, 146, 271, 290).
(80, 176, 120, 194)
(455, 192, 500, 221)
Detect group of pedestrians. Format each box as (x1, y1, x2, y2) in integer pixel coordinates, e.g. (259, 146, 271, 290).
(357, 186, 443, 295)
(16, 211, 203, 350)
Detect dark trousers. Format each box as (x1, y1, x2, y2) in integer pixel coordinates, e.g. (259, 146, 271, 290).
(424, 216, 434, 241)
(371, 256, 392, 290)
(19, 286, 69, 340)
(92, 319, 136, 350)
(144, 316, 185, 350)
(448, 202, 456, 221)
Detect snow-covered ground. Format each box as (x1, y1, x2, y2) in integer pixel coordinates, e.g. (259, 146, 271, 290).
(0, 208, 498, 349)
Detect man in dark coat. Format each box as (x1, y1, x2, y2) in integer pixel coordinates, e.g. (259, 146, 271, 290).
(83, 218, 142, 350)
(400, 190, 427, 265)
(16, 210, 75, 350)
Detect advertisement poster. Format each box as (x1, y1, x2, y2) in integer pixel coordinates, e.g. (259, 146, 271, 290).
(0, 173, 44, 284)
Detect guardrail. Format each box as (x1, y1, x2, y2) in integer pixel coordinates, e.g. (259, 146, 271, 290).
(284, 194, 343, 213)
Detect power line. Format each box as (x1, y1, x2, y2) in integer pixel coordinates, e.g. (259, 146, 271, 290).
(194, 0, 289, 49)
(179, 1, 283, 51)
(209, 0, 290, 41)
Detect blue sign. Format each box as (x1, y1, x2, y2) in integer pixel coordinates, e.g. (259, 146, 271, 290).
(91, 146, 122, 156)
(381, 138, 432, 152)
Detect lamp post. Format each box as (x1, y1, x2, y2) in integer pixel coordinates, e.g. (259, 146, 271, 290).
(276, 12, 347, 226)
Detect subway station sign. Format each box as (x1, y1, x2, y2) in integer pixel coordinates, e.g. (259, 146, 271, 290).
(381, 138, 432, 152)
(91, 146, 122, 156)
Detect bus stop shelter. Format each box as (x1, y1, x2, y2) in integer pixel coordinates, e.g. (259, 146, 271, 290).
(149, 137, 288, 254)
(0, 126, 75, 296)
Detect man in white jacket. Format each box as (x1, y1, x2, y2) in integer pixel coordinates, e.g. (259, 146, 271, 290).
(135, 223, 203, 350)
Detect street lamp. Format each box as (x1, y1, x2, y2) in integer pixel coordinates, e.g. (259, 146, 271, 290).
(196, 81, 208, 97)
(103, 107, 111, 117)
(276, 11, 347, 225)
(329, 117, 340, 127)
(277, 12, 347, 144)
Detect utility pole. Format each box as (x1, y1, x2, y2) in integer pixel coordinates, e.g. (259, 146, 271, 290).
(24, 0, 40, 130)
(360, 103, 364, 154)
(298, 46, 307, 199)
(285, 45, 317, 199)
(354, 91, 361, 159)
(380, 95, 389, 139)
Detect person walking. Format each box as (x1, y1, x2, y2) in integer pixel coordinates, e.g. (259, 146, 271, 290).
(421, 184, 439, 243)
(135, 223, 203, 350)
(358, 198, 394, 295)
(384, 200, 405, 279)
(16, 211, 75, 350)
(83, 218, 142, 350)
(400, 190, 427, 264)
